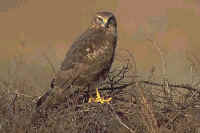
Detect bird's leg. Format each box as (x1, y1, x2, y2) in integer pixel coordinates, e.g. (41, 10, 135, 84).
(88, 94, 95, 103)
(88, 86, 95, 103)
(93, 88, 112, 104)
(88, 97, 95, 103)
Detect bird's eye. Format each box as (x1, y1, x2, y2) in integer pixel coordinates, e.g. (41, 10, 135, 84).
(96, 17, 104, 25)
(106, 19, 114, 28)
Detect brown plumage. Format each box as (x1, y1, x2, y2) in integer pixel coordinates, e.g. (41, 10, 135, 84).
(36, 11, 117, 109)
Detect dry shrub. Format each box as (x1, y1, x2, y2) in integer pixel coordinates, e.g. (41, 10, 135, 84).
(1, 47, 200, 133)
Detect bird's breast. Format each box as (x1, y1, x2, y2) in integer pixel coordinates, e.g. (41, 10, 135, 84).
(86, 40, 111, 61)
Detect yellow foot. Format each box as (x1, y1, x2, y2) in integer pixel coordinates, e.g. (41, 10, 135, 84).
(88, 97, 95, 103)
(88, 88, 112, 104)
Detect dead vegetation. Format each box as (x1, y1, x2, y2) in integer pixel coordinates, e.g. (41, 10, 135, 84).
(1, 41, 200, 133)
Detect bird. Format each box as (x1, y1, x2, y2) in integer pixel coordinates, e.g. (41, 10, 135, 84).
(36, 11, 117, 110)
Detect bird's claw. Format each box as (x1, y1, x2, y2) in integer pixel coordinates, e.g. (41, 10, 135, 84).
(88, 88, 112, 104)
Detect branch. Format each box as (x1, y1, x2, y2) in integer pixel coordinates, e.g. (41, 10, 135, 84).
(140, 80, 200, 94)
(109, 104, 136, 133)
(100, 80, 200, 95)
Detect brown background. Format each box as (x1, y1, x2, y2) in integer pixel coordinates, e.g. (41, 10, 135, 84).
(1, 0, 200, 82)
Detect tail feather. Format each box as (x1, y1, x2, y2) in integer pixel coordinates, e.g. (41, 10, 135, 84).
(36, 78, 55, 109)
(35, 78, 73, 110)
(36, 87, 53, 109)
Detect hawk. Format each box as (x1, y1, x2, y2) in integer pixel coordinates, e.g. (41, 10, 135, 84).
(36, 11, 117, 109)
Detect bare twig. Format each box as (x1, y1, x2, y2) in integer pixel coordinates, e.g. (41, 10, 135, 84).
(141, 80, 200, 94)
(42, 52, 56, 75)
(136, 83, 159, 133)
(146, 37, 167, 78)
(14, 90, 35, 99)
(109, 104, 136, 133)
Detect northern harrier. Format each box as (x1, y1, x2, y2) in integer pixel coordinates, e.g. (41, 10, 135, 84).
(36, 11, 117, 109)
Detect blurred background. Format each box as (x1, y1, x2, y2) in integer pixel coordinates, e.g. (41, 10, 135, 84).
(0, 0, 200, 89)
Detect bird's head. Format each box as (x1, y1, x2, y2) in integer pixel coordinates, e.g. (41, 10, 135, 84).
(90, 11, 117, 35)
